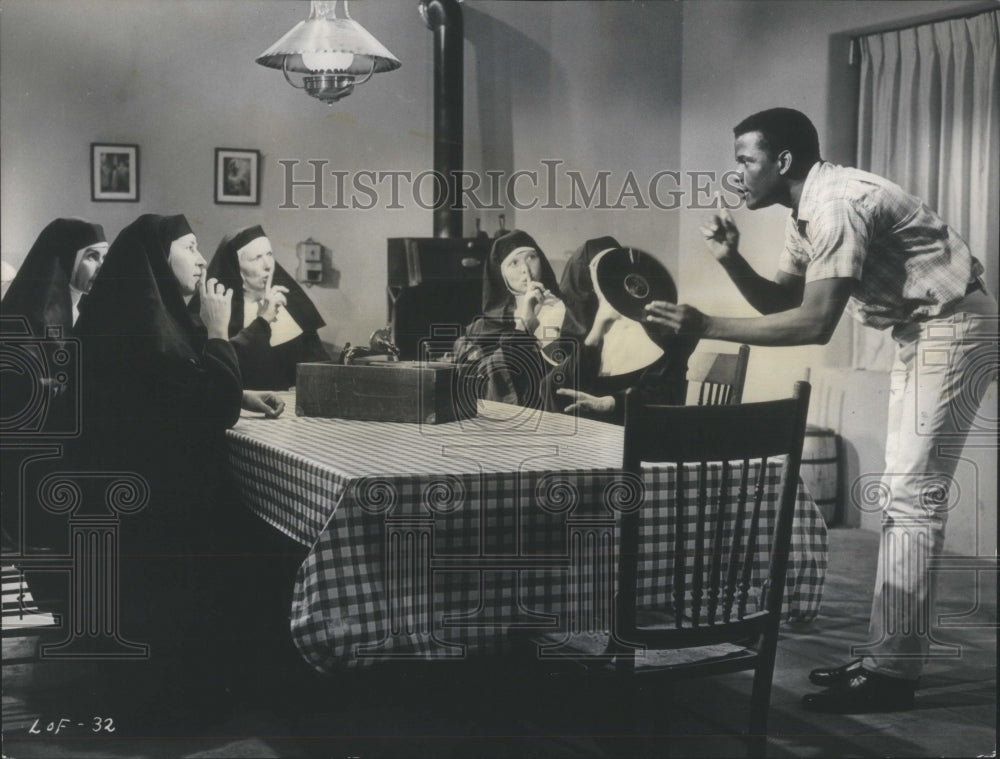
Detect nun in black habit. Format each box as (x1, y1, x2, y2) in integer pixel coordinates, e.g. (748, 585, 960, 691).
(0, 219, 107, 595)
(197, 225, 329, 390)
(543, 237, 699, 424)
(455, 229, 583, 407)
(74, 214, 245, 485)
(72, 214, 283, 724)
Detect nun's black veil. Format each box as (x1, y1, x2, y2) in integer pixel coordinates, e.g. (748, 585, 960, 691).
(76, 214, 200, 359)
(76, 213, 242, 436)
(1, 217, 105, 335)
(557, 235, 621, 332)
(480, 229, 561, 321)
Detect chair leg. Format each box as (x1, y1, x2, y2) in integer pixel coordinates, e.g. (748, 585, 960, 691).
(648, 679, 674, 758)
(747, 732, 767, 759)
(747, 665, 774, 759)
(605, 677, 631, 734)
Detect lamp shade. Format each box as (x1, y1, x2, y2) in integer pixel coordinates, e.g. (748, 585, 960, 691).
(256, 6, 400, 75)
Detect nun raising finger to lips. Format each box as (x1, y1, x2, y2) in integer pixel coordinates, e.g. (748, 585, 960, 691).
(454, 229, 579, 408)
(194, 224, 329, 391)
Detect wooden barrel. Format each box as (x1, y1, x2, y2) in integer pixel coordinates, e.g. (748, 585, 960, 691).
(801, 425, 840, 526)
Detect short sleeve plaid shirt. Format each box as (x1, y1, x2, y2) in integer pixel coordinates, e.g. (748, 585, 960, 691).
(778, 162, 984, 330)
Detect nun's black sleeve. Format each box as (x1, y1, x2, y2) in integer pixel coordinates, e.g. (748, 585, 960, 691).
(542, 334, 698, 424)
(152, 337, 243, 430)
(607, 333, 699, 422)
(231, 316, 271, 348)
(300, 329, 331, 362)
(229, 316, 270, 366)
(228, 317, 328, 390)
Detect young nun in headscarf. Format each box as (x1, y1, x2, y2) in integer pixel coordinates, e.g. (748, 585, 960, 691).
(543, 237, 699, 424)
(72, 214, 283, 727)
(455, 229, 582, 407)
(197, 225, 328, 390)
(1, 217, 108, 334)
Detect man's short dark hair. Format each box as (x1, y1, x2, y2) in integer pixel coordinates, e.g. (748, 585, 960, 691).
(733, 108, 821, 178)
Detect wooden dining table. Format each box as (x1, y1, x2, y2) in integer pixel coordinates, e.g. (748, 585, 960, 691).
(226, 392, 828, 673)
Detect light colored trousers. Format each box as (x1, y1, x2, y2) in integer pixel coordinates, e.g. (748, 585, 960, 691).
(860, 290, 997, 680)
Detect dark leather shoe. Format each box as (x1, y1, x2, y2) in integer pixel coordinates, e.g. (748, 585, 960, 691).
(801, 668, 917, 713)
(808, 658, 864, 687)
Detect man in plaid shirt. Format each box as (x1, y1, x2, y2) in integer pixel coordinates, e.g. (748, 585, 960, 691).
(646, 107, 996, 714)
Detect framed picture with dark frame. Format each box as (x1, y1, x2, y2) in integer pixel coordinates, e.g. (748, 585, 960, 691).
(214, 148, 261, 205)
(91, 143, 139, 202)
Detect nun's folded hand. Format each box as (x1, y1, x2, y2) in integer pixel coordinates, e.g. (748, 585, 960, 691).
(556, 388, 615, 415)
(200, 276, 233, 340)
(242, 390, 285, 418)
(256, 285, 289, 323)
(644, 301, 706, 337)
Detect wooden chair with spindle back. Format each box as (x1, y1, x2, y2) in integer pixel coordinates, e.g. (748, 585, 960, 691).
(687, 343, 750, 405)
(512, 381, 810, 758)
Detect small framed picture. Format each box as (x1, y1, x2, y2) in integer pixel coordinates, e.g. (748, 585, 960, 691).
(91, 143, 139, 202)
(214, 148, 261, 205)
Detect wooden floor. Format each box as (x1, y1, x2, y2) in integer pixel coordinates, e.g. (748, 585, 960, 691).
(2, 528, 996, 758)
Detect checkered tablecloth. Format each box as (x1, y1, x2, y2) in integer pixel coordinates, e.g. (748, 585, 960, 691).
(226, 393, 827, 672)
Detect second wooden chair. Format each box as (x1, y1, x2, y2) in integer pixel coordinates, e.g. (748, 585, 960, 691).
(687, 343, 750, 405)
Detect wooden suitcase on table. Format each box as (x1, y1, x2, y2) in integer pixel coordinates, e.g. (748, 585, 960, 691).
(296, 360, 477, 424)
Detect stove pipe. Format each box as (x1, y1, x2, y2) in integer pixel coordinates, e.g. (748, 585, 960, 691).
(421, 0, 463, 238)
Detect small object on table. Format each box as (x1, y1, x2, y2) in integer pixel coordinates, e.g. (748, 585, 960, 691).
(339, 325, 400, 365)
